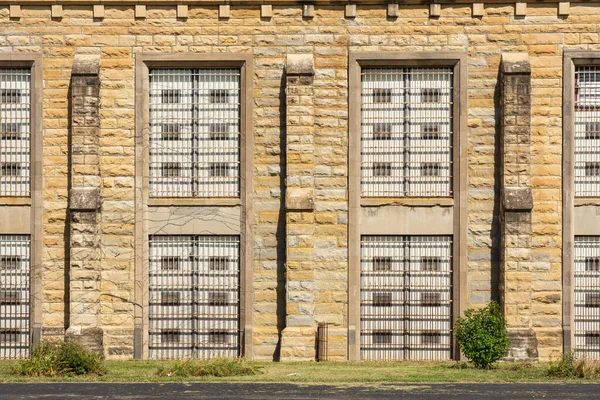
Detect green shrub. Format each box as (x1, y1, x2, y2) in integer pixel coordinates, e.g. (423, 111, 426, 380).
(157, 357, 264, 378)
(454, 301, 510, 369)
(547, 352, 600, 379)
(12, 341, 106, 377)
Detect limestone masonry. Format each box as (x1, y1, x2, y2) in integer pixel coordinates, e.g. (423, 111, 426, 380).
(0, 0, 597, 362)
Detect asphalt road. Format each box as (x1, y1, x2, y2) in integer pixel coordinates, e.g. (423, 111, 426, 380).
(0, 383, 599, 400)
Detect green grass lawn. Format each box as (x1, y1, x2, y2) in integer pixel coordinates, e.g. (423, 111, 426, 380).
(0, 360, 595, 383)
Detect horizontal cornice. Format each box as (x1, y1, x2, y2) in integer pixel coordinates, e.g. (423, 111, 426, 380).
(0, 0, 574, 4)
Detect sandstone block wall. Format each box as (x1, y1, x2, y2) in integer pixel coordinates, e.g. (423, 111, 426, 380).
(0, 1, 584, 360)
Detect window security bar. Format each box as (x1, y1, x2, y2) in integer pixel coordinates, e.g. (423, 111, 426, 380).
(148, 235, 240, 359)
(361, 68, 453, 197)
(360, 235, 452, 360)
(149, 69, 241, 198)
(575, 66, 600, 197)
(0, 235, 30, 359)
(0, 69, 30, 197)
(574, 236, 600, 359)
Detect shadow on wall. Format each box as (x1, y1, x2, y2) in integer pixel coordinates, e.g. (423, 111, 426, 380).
(490, 67, 503, 304)
(274, 71, 287, 361)
(64, 81, 73, 333)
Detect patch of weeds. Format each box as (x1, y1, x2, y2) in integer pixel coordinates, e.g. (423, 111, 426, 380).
(505, 362, 534, 371)
(11, 341, 106, 377)
(448, 362, 470, 370)
(547, 353, 600, 379)
(157, 357, 264, 378)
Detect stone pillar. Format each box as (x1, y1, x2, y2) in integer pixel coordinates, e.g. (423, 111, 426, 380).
(499, 53, 538, 361)
(280, 54, 316, 361)
(65, 57, 103, 353)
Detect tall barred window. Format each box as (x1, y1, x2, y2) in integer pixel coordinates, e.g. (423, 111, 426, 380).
(576, 66, 600, 196)
(360, 235, 452, 360)
(0, 69, 30, 197)
(149, 69, 240, 198)
(0, 235, 30, 359)
(574, 236, 600, 359)
(360, 68, 453, 197)
(575, 67, 600, 197)
(148, 235, 240, 359)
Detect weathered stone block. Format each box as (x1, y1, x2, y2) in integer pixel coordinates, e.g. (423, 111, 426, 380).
(345, 4, 357, 18)
(515, 2, 527, 17)
(51, 5, 63, 19)
(286, 188, 314, 211)
(70, 188, 101, 211)
(261, 5, 273, 18)
(93, 5, 105, 19)
(503, 187, 533, 211)
(302, 4, 315, 18)
(502, 53, 531, 74)
(177, 5, 188, 19)
(219, 5, 231, 19)
(135, 5, 146, 18)
(9, 5, 21, 19)
(472, 3, 484, 17)
(286, 54, 314, 76)
(65, 326, 104, 355)
(72, 56, 100, 76)
(504, 328, 539, 362)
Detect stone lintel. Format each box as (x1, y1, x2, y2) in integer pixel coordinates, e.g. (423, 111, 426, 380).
(501, 53, 530, 74)
(286, 54, 314, 76)
(286, 188, 314, 211)
(70, 187, 101, 211)
(72, 56, 100, 76)
(503, 187, 533, 211)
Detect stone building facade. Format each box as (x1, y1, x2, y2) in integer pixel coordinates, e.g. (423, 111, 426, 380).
(0, 0, 598, 362)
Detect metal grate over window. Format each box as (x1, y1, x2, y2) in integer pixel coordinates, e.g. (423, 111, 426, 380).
(575, 66, 600, 197)
(149, 69, 240, 198)
(0, 69, 30, 197)
(574, 236, 600, 359)
(0, 235, 30, 359)
(149, 235, 240, 359)
(361, 68, 453, 197)
(360, 235, 452, 360)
